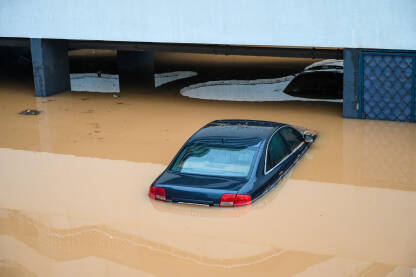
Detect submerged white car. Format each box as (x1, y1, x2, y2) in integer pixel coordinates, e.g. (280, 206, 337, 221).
(284, 59, 343, 99)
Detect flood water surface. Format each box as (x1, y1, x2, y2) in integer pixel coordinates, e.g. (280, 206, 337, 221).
(0, 54, 415, 277)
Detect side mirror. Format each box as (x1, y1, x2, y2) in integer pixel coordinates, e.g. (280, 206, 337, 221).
(303, 132, 314, 143)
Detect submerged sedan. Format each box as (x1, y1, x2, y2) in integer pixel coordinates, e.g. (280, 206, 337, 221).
(284, 59, 343, 99)
(149, 120, 316, 207)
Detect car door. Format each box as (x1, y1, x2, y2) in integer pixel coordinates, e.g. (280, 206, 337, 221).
(261, 131, 291, 191)
(255, 127, 305, 198)
(279, 126, 305, 167)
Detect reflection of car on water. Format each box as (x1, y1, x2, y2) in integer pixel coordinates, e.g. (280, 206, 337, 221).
(149, 120, 316, 207)
(284, 59, 343, 99)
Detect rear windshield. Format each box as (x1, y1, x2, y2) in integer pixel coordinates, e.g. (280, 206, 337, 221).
(170, 141, 260, 178)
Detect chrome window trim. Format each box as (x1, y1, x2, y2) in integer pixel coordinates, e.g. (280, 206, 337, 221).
(254, 141, 308, 203)
(264, 126, 305, 175)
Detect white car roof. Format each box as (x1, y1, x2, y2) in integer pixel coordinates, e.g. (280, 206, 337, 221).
(304, 59, 344, 71)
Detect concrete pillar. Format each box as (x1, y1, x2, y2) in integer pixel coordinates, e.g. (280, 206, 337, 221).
(30, 39, 70, 97)
(343, 48, 361, 119)
(117, 51, 154, 91)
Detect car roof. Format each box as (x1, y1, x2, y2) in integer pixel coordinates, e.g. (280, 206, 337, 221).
(304, 59, 343, 71)
(188, 119, 287, 142)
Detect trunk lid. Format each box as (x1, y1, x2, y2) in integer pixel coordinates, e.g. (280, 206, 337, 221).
(153, 171, 249, 205)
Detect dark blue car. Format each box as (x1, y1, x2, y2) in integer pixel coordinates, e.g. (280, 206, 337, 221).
(149, 120, 316, 207)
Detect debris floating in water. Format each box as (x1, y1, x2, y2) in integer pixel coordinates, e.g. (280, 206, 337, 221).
(19, 109, 40, 115)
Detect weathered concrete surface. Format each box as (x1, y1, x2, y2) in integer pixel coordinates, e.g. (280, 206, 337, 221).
(30, 38, 70, 97)
(343, 48, 360, 119)
(1, 0, 416, 50)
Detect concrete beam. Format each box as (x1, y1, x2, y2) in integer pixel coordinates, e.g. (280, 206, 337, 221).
(0, 37, 30, 48)
(70, 40, 343, 59)
(30, 38, 70, 97)
(3, 0, 416, 50)
(0, 37, 343, 59)
(117, 51, 154, 91)
(343, 48, 361, 119)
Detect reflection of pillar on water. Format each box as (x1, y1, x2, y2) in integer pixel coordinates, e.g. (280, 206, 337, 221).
(342, 119, 416, 190)
(35, 98, 53, 153)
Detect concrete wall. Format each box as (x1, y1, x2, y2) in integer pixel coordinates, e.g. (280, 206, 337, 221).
(1, 0, 415, 50)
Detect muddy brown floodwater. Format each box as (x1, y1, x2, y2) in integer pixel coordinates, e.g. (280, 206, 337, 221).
(0, 53, 415, 277)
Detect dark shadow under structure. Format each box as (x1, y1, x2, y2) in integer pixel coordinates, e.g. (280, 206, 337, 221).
(1, 37, 415, 122)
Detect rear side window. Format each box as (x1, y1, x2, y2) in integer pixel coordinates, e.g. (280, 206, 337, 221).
(170, 142, 260, 177)
(266, 133, 289, 172)
(279, 127, 303, 152)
